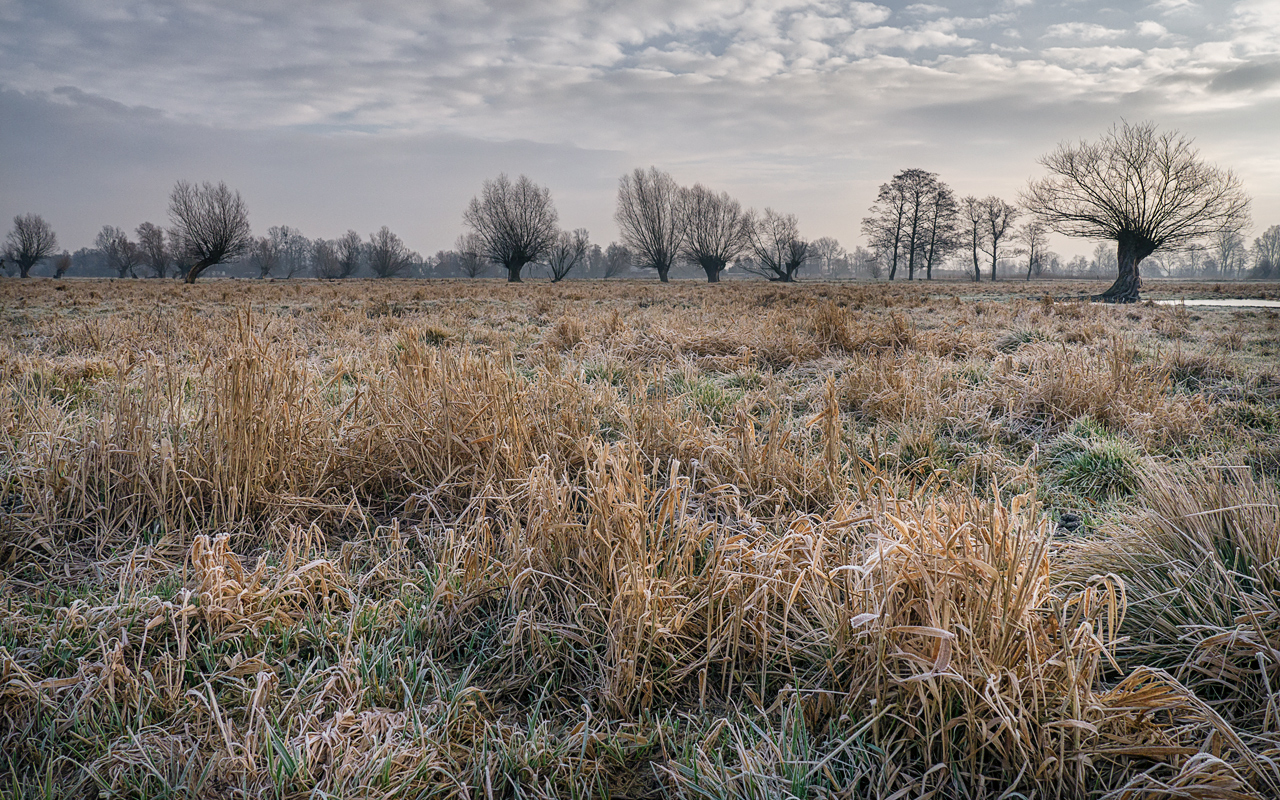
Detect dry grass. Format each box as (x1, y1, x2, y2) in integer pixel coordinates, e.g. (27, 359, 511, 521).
(2, 277, 1279, 798)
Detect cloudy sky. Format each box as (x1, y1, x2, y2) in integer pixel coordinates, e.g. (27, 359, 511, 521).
(2, 0, 1278, 259)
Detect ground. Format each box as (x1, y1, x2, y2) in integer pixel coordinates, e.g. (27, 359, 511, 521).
(2, 277, 1279, 799)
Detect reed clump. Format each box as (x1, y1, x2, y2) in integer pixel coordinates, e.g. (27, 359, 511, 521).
(2, 277, 1279, 798)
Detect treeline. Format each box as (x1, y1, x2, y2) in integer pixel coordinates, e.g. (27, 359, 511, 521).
(26, 219, 1271, 283)
(4, 136, 1278, 284)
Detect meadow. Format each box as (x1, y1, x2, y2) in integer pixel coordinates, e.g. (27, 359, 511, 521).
(2, 276, 1279, 799)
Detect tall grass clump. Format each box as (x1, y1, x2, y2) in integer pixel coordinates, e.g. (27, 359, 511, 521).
(1065, 465, 1280, 735)
(1044, 419, 1145, 504)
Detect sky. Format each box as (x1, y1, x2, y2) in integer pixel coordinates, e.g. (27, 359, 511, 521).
(2, 0, 1279, 260)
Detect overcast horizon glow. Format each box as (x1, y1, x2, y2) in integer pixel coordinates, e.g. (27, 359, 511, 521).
(2, 0, 1278, 263)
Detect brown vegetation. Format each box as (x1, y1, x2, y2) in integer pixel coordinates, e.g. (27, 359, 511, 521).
(2, 277, 1279, 798)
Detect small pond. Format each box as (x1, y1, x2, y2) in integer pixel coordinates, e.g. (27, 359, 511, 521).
(1153, 298, 1280, 308)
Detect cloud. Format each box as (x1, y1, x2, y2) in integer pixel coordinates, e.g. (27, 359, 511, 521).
(1042, 46, 1146, 68)
(1042, 22, 1126, 42)
(2, 0, 1279, 254)
(1135, 20, 1171, 38)
(903, 3, 947, 15)
(50, 85, 164, 118)
(842, 26, 977, 56)
(1209, 59, 1280, 93)
(844, 3, 894, 26)
(1146, 0, 1197, 14)
(1230, 0, 1280, 58)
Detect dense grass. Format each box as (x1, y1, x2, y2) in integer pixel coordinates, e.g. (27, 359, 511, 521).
(2, 277, 1279, 798)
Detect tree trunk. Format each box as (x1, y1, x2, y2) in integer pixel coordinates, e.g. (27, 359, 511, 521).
(657, 265, 670, 283)
(19, 261, 33, 278)
(1092, 235, 1153, 303)
(184, 257, 216, 284)
(507, 262, 524, 282)
(972, 253, 980, 282)
(700, 258, 724, 283)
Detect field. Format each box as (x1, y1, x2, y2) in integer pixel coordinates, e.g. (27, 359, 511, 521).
(2, 276, 1280, 799)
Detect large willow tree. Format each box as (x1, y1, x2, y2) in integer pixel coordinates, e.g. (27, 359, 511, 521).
(1023, 121, 1250, 303)
(463, 174, 559, 283)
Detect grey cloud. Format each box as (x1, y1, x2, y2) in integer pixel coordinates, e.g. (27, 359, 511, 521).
(1209, 59, 1280, 93)
(50, 86, 165, 118)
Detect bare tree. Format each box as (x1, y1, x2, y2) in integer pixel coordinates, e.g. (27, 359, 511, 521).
(1062, 255, 1090, 277)
(1023, 121, 1251, 303)
(312, 239, 342, 279)
(4, 214, 58, 278)
(168, 180, 252, 283)
(267, 226, 309, 278)
(744, 209, 809, 282)
(247, 236, 280, 279)
(862, 169, 954, 281)
(1212, 228, 1247, 278)
(959, 196, 985, 282)
(453, 234, 488, 278)
(851, 246, 879, 280)
(167, 226, 191, 278)
(603, 242, 631, 278)
(679, 184, 751, 282)
(368, 226, 413, 278)
(1091, 241, 1117, 279)
(809, 237, 848, 279)
(136, 222, 172, 278)
(615, 167, 684, 283)
(861, 175, 911, 280)
(1252, 224, 1280, 279)
(1018, 220, 1050, 281)
(52, 251, 72, 279)
(95, 225, 143, 278)
(463, 174, 558, 282)
(919, 182, 958, 280)
(546, 228, 590, 282)
(980, 197, 1019, 282)
(331, 230, 363, 278)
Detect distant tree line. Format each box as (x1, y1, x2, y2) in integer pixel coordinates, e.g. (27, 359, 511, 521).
(3, 123, 1271, 300)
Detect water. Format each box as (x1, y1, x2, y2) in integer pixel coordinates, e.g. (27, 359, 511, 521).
(1153, 298, 1280, 308)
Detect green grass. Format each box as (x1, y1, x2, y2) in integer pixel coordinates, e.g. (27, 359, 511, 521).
(1044, 419, 1144, 504)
